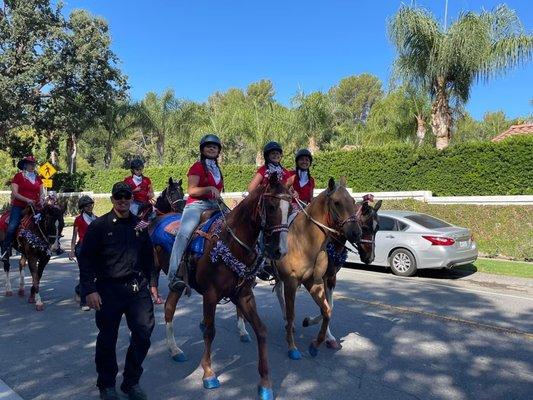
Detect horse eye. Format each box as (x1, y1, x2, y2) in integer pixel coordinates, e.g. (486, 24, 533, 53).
(334, 201, 340, 206)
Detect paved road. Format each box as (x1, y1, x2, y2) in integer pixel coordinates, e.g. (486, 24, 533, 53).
(0, 237, 532, 400)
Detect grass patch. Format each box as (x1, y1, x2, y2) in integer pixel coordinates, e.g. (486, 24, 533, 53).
(455, 258, 533, 279)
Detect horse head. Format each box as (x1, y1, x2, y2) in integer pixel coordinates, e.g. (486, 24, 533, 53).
(355, 196, 381, 264)
(258, 172, 292, 260)
(156, 177, 185, 214)
(40, 204, 65, 244)
(325, 176, 362, 246)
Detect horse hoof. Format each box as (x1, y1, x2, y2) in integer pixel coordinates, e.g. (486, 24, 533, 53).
(203, 376, 220, 389)
(257, 385, 274, 400)
(35, 304, 44, 311)
(240, 333, 251, 343)
(287, 348, 302, 360)
(28, 297, 35, 304)
(326, 339, 341, 350)
(302, 317, 310, 327)
(308, 343, 319, 358)
(5, 291, 13, 297)
(18, 289, 25, 297)
(199, 322, 206, 333)
(171, 352, 187, 363)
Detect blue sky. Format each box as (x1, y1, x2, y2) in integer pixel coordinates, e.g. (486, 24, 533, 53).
(62, 0, 532, 120)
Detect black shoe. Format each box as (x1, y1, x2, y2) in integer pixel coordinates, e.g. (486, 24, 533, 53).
(121, 384, 148, 400)
(99, 387, 119, 400)
(257, 270, 272, 281)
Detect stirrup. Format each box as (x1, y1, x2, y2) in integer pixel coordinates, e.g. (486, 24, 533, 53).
(168, 277, 191, 296)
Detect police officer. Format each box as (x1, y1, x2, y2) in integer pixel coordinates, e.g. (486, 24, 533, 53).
(79, 182, 155, 400)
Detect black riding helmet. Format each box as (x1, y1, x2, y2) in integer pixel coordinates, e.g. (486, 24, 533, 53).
(77, 195, 94, 210)
(130, 158, 144, 170)
(199, 134, 222, 151)
(295, 148, 313, 165)
(263, 141, 283, 162)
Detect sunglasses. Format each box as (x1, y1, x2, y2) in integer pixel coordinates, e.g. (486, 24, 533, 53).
(112, 192, 132, 200)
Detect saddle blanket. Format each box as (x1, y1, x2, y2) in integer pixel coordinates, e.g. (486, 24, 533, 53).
(151, 214, 182, 254)
(189, 212, 222, 255)
(0, 211, 9, 232)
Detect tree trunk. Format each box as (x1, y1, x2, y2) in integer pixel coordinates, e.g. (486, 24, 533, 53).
(415, 114, 427, 145)
(47, 131, 60, 165)
(104, 131, 113, 168)
(156, 131, 164, 165)
(431, 80, 452, 150)
(50, 150, 59, 166)
(255, 150, 263, 167)
(66, 132, 77, 174)
(308, 136, 320, 154)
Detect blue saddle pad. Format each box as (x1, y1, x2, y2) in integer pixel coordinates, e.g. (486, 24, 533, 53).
(188, 212, 222, 255)
(151, 214, 182, 254)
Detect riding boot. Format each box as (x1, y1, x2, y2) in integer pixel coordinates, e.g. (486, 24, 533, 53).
(168, 262, 190, 296)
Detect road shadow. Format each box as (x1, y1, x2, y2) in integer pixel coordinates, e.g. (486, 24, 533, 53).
(345, 261, 478, 280)
(0, 255, 532, 400)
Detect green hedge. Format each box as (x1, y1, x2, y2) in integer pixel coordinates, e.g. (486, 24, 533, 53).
(312, 136, 532, 196)
(28, 136, 533, 196)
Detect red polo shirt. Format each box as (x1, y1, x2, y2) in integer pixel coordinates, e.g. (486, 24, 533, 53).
(11, 172, 42, 207)
(124, 175, 152, 203)
(186, 161, 224, 205)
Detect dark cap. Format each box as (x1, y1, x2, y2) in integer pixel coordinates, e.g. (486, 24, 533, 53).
(111, 181, 133, 196)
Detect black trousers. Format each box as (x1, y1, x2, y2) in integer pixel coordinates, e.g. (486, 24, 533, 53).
(94, 279, 155, 390)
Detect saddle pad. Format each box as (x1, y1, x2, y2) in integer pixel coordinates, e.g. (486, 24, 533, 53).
(0, 211, 9, 232)
(164, 219, 181, 236)
(151, 214, 182, 254)
(188, 211, 222, 255)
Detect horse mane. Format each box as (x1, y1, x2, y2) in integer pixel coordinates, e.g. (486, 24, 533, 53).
(227, 183, 266, 227)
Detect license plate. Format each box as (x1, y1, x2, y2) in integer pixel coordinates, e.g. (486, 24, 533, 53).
(458, 241, 468, 248)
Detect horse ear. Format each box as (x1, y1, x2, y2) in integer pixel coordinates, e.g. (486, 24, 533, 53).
(177, 178, 182, 187)
(269, 171, 279, 186)
(339, 176, 347, 187)
(168, 177, 173, 186)
(374, 200, 382, 212)
(327, 177, 335, 192)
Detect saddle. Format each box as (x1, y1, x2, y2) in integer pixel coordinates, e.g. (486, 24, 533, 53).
(188, 211, 222, 255)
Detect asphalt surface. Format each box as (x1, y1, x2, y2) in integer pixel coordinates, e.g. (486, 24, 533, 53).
(0, 231, 532, 400)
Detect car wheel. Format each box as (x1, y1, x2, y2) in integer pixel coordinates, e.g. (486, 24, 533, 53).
(389, 249, 417, 277)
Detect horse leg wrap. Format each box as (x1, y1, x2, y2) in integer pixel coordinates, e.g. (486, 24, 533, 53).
(203, 376, 220, 389)
(257, 385, 274, 400)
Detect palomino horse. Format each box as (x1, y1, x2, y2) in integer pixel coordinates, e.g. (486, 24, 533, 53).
(269, 177, 368, 359)
(299, 196, 381, 348)
(136, 177, 185, 303)
(164, 173, 291, 400)
(1, 204, 64, 310)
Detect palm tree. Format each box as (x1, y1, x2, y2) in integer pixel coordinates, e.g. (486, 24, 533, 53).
(389, 5, 533, 149)
(137, 90, 179, 165)
(100, 101, 137, 168)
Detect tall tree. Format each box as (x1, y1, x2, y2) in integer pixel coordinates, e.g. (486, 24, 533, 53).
(0, 1, 127, 168)
(389, 4, 533, 149)
(137, 90, 179, 165)
(293, 91, 334, 153)
(328, 74, 383, 126)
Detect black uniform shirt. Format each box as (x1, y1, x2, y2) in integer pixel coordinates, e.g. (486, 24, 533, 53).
(79, 210, 154, 296)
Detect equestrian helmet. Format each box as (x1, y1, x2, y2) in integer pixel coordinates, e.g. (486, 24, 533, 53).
(295, 148, 313, 164)
(77, 195, 94, 209)
(130, 158, 144, 170)
(199, 134, 222, 150)
(263, 141, 283, 160)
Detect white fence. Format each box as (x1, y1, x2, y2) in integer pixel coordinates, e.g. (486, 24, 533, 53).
(2, 190, 532, 205)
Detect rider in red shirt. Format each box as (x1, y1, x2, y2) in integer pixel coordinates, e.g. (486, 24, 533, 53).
(288, 148, 315, 205)
(168, 134, 224, 292)
(247, 141, 291, 193)
(1, 155, 44, 261)
(124, 159, 154, 216)
(69, 195, 97, 310)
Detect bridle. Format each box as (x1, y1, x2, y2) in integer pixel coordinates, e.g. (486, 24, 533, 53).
(165, 186, 185, 212)
(258, 191, 291, 235)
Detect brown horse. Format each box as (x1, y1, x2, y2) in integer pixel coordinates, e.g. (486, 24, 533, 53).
(164, 173, 291, 400)
(270, 177, 376, 359)
(1, 204, 64, 310)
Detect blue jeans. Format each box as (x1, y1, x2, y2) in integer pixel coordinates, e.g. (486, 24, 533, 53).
(168, 200, 218, 279)
(1, 205, 24, 256)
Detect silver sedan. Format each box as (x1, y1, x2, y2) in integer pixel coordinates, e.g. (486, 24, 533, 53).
(347, 211, 478, 276)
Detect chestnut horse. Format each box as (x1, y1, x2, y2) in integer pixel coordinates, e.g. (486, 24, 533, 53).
(164, 173, 291, 400)
(1, 204, 64, 310)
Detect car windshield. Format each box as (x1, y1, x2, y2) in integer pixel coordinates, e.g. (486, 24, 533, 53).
(404, 214, 452, 229)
